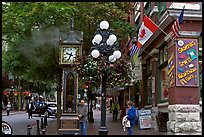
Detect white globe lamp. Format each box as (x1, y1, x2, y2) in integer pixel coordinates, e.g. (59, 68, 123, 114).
(94, 34, 102, 44)
(113, 50, 121, 59)
(106, 39, 113, 45)
(91, 49, 100, 58)
(100, 20, 109, 30)
(108, 34, 117, 44)
(92, 39, 95, 45)
(108, 55, 116, 62)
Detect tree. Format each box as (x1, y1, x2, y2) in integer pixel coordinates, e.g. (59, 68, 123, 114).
(2, 2, 133, 94)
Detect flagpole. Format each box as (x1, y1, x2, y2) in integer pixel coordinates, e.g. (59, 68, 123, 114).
(157, 24, 175, 42)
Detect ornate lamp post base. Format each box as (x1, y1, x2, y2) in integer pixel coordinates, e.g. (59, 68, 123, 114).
(98, 127, 108, 135)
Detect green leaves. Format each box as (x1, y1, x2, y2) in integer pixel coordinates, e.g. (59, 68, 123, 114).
(2, 2, 132, 94)
(72, 55, 131, 89)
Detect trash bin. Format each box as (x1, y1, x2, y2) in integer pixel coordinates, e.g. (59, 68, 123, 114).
(156, 112, 168, 132)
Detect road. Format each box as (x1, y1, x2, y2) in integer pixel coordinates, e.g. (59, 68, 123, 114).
(2, 113, 56, 135)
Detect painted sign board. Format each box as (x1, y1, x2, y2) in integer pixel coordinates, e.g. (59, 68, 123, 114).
(138, 109, 151, 129)
(176, 39, 199, 86)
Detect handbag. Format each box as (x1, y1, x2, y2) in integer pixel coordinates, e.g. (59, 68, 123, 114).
(122, 115, 130, 131)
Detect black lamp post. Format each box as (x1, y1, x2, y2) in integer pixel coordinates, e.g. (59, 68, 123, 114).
(88, 85, 94, 123)
(90, 20, 121, 135)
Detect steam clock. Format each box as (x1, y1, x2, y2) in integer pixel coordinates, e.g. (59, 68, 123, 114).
(58, 20, 83, 135)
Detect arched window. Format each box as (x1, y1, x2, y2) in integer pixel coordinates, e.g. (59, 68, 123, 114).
(64, 72, 75, 113)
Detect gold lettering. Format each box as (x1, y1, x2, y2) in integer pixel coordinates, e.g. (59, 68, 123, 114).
(177, 67, 197, 79)
(185, 74, 195, 82)
(178, 41, 196, 54)
(178, 57, 192, 67)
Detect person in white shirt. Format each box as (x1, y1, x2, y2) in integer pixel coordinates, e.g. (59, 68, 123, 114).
(26, 101, 35, 119)
(6, 102, 12, 116)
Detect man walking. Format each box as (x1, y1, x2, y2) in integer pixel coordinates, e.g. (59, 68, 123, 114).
(26, 101, 35, 119)
(112, 101, 120, 122)
(78, 99, 88, 135)
(6, 102, 12, 116)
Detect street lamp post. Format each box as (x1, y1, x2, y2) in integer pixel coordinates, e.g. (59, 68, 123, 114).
(90, 20, 121, 135)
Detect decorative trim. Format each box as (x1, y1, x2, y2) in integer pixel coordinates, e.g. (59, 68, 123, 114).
(149, 6, 159, 18)
(144, 105, 152, 109)
(157, 102, 169, 107)
(179, 31, 201, 37)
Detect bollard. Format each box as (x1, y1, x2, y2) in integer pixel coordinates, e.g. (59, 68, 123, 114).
(44, 116, 48, 127)
(41, 118, 44, 130)
(27, 125, 32, 135)
(41, 128, 46, 135)
(36, 120, 40, 135)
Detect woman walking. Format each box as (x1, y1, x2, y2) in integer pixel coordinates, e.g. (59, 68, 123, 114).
(126, 101, 136, 135)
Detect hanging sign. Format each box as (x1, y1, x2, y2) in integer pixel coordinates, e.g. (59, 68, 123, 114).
(176, 39, 199, 86)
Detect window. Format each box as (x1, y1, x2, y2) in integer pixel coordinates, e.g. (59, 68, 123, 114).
(158, 44, 168, 102)
(146, 58, 152, 105)
(159, 44, 168, 64)
(157, 2, 166, 18)
(160, 66, 168, 100)
(64, 72, 75, 113)
(160, 49, 163, 64)
(136, 18, 140, 39)
(144, 2, 151, 16)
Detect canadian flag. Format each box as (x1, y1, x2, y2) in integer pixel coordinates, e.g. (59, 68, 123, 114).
(137, 15, 159, 48)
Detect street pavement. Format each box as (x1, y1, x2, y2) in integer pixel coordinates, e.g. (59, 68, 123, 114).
(2, 109, 167, 135)
(41, 110, 166, 135)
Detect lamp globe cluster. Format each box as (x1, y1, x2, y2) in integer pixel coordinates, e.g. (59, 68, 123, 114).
(91, 20, 121, 62)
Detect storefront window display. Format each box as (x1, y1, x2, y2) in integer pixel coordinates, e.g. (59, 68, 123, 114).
(158, 44, 168, 102)
(160, 66, 168, 100)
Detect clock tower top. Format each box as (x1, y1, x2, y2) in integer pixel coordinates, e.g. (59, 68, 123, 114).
(59, 18, 83, 66)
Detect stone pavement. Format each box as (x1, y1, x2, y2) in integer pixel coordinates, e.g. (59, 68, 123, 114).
(45, 109, 167, 135)
(2, 109, 167, 135)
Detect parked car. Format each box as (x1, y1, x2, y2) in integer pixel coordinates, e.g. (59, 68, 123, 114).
(33, 102, 57, 118)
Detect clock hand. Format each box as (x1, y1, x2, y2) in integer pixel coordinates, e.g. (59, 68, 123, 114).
(66, 52, 74, 61)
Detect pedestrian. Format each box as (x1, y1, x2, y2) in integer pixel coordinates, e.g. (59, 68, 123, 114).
(26, 101, 35, 119)
(6, 102, 12, 116)
(112, 101, 120, 122)
(126, 101, 136, 135)
(120, 106, 127, 121)
(78, 99, 88, 135)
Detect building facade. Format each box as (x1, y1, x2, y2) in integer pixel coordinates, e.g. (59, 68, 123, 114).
(128, 2, 202, 134)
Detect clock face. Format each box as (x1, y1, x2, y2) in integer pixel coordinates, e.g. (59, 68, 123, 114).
(63, 48, 78, 62)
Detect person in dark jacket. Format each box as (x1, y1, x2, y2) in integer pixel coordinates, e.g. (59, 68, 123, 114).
(78, 99, 88, 135)
(26, 101, 35, 119)
(126, 101, 136, 135)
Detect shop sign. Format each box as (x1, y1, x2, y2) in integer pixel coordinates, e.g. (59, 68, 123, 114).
(138, 109, 151, 129)
(168, 53, 175, 87)
(176, 39, 199, 86)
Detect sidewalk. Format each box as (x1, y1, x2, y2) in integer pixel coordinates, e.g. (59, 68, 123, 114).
(45, 109, 166, 135)
(2, 109, 166, 135)
(2, 110, 26, 116)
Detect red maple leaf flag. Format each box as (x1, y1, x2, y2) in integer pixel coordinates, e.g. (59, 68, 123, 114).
(137, 15, 159, 48)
